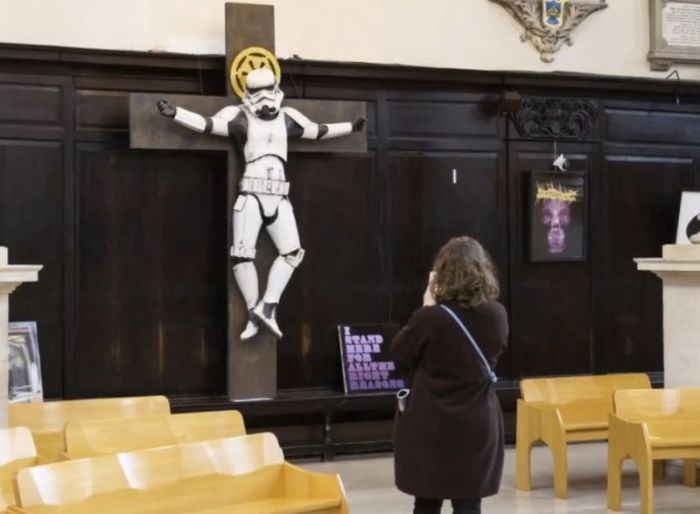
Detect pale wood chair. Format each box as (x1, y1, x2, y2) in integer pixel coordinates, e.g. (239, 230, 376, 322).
(0, 428, 37, 513)
(515, 373, 651, 498)
(10, 433, 349, 514)
(608, 388, 700, 514)
(8, 396, 170, 462)
(62, 410, 246, 459)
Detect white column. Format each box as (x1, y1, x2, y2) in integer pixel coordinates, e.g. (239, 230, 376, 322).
(0, 247, 42, 427)
(636, 254, 700, 388)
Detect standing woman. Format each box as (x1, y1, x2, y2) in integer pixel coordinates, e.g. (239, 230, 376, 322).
(392, 236, 508, 514)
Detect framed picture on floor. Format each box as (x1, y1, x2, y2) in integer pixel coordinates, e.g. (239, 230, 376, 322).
(8, 321, 43, 403)
(527, 171, 587, 262)
(675, 191, 700, 244)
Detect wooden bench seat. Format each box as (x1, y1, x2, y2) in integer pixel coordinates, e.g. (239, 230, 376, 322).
(0, 428, 37, 513)
(62, 410, 245, 459)
(9, 396, 170, 463)
(608, 389, 700, 514)
(10, 433, 349, 514)
(516, 373, 651, 498)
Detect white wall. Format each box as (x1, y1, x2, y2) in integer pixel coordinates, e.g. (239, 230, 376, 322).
(0, 0, 698, 81)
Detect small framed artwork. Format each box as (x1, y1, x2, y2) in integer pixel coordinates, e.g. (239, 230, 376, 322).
(675, 191, 700, 244)
(527, 171, 587, 262)
(7, 322, 43, 403)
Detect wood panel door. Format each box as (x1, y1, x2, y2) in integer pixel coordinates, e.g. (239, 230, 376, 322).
(508, 141, 597, 378)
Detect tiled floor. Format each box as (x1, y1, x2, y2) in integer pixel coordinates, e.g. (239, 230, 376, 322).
(299, 443, 700, 513)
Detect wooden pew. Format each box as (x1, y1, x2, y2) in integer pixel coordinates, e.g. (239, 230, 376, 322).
(62, 411, 246, 459)
(515, 373, 651, 498)
(10, 433, 349, 514)
(0, 428, 36, 513)
(608, 388, 700, 514)
(9, 396, 170, 463)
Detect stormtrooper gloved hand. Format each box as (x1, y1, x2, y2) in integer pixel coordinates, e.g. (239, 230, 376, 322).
(352, 118, 367, 132)
(156, 99, 176, 118)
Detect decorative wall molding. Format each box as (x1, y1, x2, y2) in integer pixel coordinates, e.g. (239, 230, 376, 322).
(513, 97, 599, 139)
(490, 0, 608, 62)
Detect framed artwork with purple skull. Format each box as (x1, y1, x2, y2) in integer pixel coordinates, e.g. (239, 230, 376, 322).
(527, 171, 587, 262)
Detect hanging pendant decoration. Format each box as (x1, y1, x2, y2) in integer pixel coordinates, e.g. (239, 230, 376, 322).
(490, 0, 608, 63)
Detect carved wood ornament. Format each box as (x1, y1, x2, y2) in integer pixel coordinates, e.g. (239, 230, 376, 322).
(490, 0, 608, 62)
(513, 98, 599, 139)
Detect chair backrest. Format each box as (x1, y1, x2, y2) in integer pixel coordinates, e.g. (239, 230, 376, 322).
(15, 433, 283, 508)
(520, 373, 651, 405)
(64, 410, 246, 458)
(614, 388, 700, 419)
(0, 427, 37, 512)
(9, 396, 170, 462)
(9, 396, 171, 432)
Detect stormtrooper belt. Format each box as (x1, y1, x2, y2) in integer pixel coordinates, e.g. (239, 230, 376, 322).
(239, 177, 290, 196)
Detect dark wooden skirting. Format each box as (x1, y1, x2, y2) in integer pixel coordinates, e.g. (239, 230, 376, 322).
(0, 41, 683, 457)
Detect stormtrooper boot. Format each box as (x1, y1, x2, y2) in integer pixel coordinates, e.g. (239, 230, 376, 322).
(252, 252, 303, 340)
(251, 301, 282, 339)
(232, 261, 260, 340)
(240, 316, 259, 340)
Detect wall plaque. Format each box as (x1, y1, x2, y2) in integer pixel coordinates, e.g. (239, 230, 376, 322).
(650, 0, 700, 70)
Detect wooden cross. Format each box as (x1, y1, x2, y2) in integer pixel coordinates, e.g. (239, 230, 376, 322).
(129, 3, 367, 401)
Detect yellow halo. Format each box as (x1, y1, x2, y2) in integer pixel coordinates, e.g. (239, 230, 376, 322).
(229, 47, 281, 98)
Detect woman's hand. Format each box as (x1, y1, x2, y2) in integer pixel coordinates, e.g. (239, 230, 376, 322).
(422, 271, 436, 306)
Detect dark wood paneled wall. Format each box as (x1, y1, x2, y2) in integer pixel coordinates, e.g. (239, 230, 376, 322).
(1, 44, 698, 406)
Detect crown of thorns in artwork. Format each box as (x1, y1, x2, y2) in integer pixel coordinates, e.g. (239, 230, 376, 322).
(536, 182, 580, 203)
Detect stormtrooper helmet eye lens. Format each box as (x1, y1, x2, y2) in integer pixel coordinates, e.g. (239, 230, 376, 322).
(247, 84, 275, 95)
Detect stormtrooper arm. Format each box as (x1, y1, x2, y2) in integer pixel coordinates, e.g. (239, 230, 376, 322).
(283, 107, 353, 140)
(173, 105, 242, 136)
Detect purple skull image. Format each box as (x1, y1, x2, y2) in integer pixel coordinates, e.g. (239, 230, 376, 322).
(536, 182, 580, 255)
(541, 199, 571, 253)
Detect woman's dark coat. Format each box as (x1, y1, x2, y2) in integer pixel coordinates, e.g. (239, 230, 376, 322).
(392, 300, 508, 500)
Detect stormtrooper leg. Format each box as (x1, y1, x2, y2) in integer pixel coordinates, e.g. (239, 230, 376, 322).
(252, 198, 303, 339)
(231, 194, 263, 340)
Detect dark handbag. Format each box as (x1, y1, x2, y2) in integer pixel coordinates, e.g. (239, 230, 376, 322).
(395, 304, 498, 413)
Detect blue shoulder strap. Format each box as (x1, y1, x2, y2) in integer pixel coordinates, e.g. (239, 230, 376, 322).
(439, 305, 498, 384)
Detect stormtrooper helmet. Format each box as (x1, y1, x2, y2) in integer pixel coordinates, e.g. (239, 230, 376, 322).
(243, 68, 284, 120)
(687, 214, 700, 244)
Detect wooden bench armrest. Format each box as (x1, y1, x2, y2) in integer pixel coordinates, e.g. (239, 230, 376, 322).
(609, 413, 651, 461)
(518, 400, 564, 444)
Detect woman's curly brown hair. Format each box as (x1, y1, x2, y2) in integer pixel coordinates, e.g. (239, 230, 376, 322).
(430, 236, 500, 309)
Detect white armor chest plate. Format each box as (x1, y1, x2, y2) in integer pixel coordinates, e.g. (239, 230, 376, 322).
(244, 111, 288, 163)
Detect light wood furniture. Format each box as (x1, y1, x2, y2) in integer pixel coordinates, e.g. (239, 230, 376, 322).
(608, 388, 700, 514)
(62, 411, 246, 459)
(10, 433, 349, 514)
(515, 373, 651, 498)
(8, 396, 170, 462)
(0, 428, 36, 513)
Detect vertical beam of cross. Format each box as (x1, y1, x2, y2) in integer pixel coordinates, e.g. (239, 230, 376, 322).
(225, 3, 277, 400)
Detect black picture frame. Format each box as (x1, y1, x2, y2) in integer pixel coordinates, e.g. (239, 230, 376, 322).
(526, 170, 587, 262)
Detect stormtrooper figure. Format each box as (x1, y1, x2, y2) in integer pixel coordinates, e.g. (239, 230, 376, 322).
(157, 68, 365, 341)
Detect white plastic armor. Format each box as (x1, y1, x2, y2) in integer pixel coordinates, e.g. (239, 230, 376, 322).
(243, 112, 289, 162)
(162, 67, 360, 341)
(283, 107, 353, 140)
(242, 68, 284, 118)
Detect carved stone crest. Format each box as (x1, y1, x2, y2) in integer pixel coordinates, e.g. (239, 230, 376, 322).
(490, 0, 608, 62)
